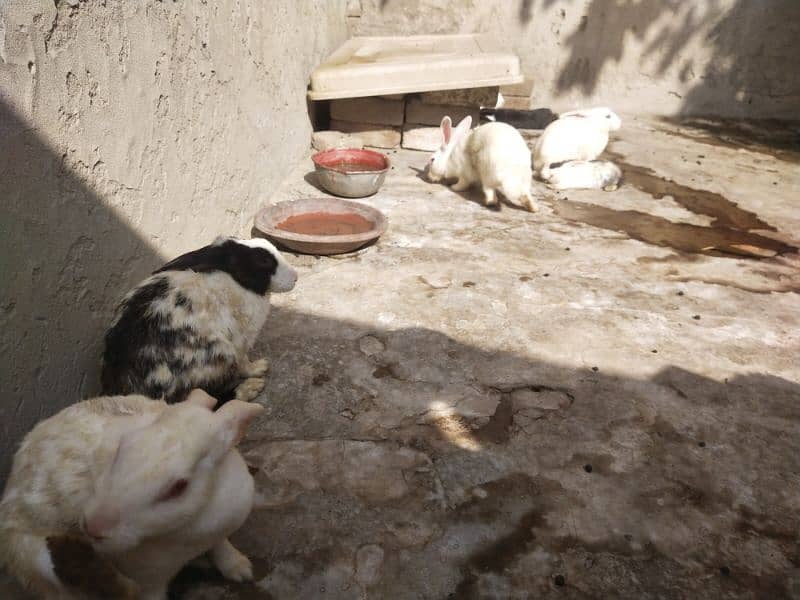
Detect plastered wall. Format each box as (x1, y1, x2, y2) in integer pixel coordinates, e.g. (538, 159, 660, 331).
(349, 0, 800, 119)
(0, 0, 347, 482)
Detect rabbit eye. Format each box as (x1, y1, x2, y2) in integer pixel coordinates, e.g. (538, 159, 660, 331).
(158, 478, 189, 502)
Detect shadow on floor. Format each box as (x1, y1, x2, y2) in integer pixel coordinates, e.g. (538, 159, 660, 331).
(172, 304, 799, 599)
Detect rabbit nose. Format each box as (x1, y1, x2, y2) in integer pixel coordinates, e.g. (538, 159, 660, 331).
(83, 508, 120, 540)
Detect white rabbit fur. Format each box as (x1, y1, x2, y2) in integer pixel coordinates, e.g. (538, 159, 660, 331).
(0, 390, 262, 600)
(534, 107, 621, 180)
(102, 236, 297, 404)
(427, 116, 536, 212)
(546, 160, 622, 191)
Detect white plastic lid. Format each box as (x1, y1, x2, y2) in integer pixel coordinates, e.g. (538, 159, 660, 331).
(309, 34, 523, 100)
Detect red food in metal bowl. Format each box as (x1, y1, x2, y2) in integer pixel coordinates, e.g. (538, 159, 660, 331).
(311, 148, 390, 197)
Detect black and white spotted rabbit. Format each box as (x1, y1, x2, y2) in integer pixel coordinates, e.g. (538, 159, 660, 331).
(101, 236, 297, 403)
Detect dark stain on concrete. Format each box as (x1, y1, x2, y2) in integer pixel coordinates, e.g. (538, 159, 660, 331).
(372, 363, 399, 379)
(604, 150, 773, 231)
(551, 149, 797, 259)
(474, 394, 514, 444)
(312, 372, 331, 386)
(451, 474, 563, 597)
(471, 383, 574, 444)
(452, 508, 542, 597)
(553, 197, 795, 258)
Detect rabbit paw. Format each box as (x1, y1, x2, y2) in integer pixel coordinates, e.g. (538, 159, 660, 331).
(241, 358, 270, 378)
(235, 377, 265, 402)
(213, 540, 254, 582)
(482, 187, 498, 207)
(520, 193, 537, 212)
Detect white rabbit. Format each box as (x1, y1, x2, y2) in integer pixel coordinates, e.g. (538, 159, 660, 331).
(546, 160, 622, 191)
(0, 389, 263, 600)
(533, 107, 621, 180)
(102, 236, 298, 404)
(426, 116, 536, 212)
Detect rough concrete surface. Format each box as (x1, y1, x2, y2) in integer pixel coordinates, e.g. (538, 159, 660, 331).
(0, 0, 348, 482)
(1, 112, 799, 597)
(116, 116, 800, 599)
(349, 0, 800, 119)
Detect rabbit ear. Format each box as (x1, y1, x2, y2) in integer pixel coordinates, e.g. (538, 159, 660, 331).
(440, 116, 453, 145)
(184, 389, 218, 411)
(454, 115, 472, 134)
(214, 400, 264, 452)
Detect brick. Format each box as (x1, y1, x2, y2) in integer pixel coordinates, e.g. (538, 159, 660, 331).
(500, 80, 534, 97)
(312, 130, 364, 152)
(405, 99, 480, 127)
(330, 120, 401, 148)
(401, 124, 443, 152)
(419, 86, 499, 107)
(330, 97, 405, 126)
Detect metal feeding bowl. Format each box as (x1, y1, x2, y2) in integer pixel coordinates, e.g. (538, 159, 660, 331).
(311, 148, 390, 198)
(254, 197, 388, 256)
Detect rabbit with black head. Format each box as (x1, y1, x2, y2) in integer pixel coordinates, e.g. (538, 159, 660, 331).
(102, 236, 297, 404)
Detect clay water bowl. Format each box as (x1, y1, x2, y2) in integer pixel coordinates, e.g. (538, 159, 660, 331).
(311, 148, 390, 198)
(254, 197, 388, 255)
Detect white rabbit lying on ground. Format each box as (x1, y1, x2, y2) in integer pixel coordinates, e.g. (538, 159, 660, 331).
(0, 389, 262, 600)
(534, 107, 621, 180)
(546, 160, 623, 191)
(426, 115, 537, 212)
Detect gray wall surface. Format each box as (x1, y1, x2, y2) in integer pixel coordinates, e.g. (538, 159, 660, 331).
(0, 0, 347, 482)
(349, 0, 800, 119)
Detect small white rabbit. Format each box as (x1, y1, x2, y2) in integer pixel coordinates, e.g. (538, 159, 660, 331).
(546, 160, 623, 191)
(102, 236, 298, 404)
(533, 107, 621, 180)
(0, 390, 263, 600)
(426, 116, 536, 212)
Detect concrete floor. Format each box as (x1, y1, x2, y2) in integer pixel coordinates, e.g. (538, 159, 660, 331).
(222, 116, 800, 599)
(4, 116, 800, 599)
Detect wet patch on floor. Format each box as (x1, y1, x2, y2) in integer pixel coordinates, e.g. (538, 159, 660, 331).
(472, 394, 514, 444)
(450, 474, 566, 597)
(603, 150, 774, 231)
(551, 149, 797, 259)
(552, 197, 795, 258)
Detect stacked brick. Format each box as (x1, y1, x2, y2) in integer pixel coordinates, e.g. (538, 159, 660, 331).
(314, 86, 501, 152)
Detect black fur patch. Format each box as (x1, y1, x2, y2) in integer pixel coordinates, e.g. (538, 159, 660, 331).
(154, 239, 278, 296)
(101, 276, 238, 403)
(174, 291, 192, 311)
